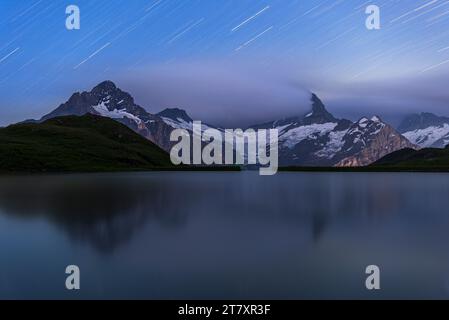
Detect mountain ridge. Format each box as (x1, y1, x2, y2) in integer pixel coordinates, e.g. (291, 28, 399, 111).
(398, 112, 449, 148)
(31, 80, 421, 167)
(255, 97, 416, 167)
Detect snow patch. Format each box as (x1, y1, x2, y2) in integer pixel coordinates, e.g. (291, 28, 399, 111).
(161, 117, 193, 130)
(280, 122, 338, 149)
(403, 124, 449, 148)
(92, 102, 142, 125)
(315, 129, 349, 159)
(358, 118, 369, 128)
(161, 117, 215, 133)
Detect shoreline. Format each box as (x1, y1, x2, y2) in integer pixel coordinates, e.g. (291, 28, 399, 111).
(3, 165, 449, 176)
(279, 166, 449, 173)
(0, 166, 242, 177)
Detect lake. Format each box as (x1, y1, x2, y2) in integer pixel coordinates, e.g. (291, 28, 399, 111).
(0, 171, 449, 299)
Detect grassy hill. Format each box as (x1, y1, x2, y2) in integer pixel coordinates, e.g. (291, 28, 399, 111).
(371, 146, 449, 171)
(0, 114, 174, 173)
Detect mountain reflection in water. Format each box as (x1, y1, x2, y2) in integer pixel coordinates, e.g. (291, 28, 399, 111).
(1, 172, 449, 299)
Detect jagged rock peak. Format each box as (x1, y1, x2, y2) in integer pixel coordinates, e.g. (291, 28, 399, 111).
(92, 80, 117, 93)
(157, 108, 193, 123)
(301, 93, 337, 124)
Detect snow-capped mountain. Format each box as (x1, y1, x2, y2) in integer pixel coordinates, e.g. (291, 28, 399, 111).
(37, 81, 416, 167)
(252, 94, 351, 166)
(252, 94, 338, 130)
(398, 113, 449, 148)
(39, 81, 220, 152)
(335, 116, 417, 167)
(157, 108, 194, 130)
(250, 95, 416, 167)
(40, 81, 175, 150)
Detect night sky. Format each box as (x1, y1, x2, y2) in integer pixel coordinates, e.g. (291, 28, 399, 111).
(1, 0, 449, 127)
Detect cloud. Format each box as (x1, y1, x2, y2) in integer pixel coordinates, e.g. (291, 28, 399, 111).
(117, 59, 449, 128)
(317, 71, 449, 126)
(118, 60, 312, 127)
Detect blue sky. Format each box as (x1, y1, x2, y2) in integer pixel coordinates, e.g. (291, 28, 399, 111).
(1, 0, 449, 126)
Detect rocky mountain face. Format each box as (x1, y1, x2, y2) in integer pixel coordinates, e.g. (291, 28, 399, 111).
(250, 95, 416, 167)
(40, 81, 175, 151)
(335, 117, 417, 167)
(38, 81, 417, 167)
(398, 113, 449, 148)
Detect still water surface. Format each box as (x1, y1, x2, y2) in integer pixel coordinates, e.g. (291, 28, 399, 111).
(0, 172, 449, 299)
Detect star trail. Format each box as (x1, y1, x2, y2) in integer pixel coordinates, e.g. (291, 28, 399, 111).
(1, 0, 449, 126)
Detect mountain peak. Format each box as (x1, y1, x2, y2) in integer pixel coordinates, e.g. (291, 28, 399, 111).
(371, 115, 382, 122)
(302, 93, 337, 124)
(354, 116, 385, 131)
(93, 80, 117, 92)
(157, 108, 193, 123)
(91, 81, 122, 99)
(311, 93, 326, 113)
(89, 81, 136, 107)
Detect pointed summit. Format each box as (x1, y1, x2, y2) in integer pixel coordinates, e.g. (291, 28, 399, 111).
(88, 80, 136, 107)
(302, 93, 337, 124)
(92, 80, 117, 93)
(311, 93, 326, 113)
(40, 80, 151, 130)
